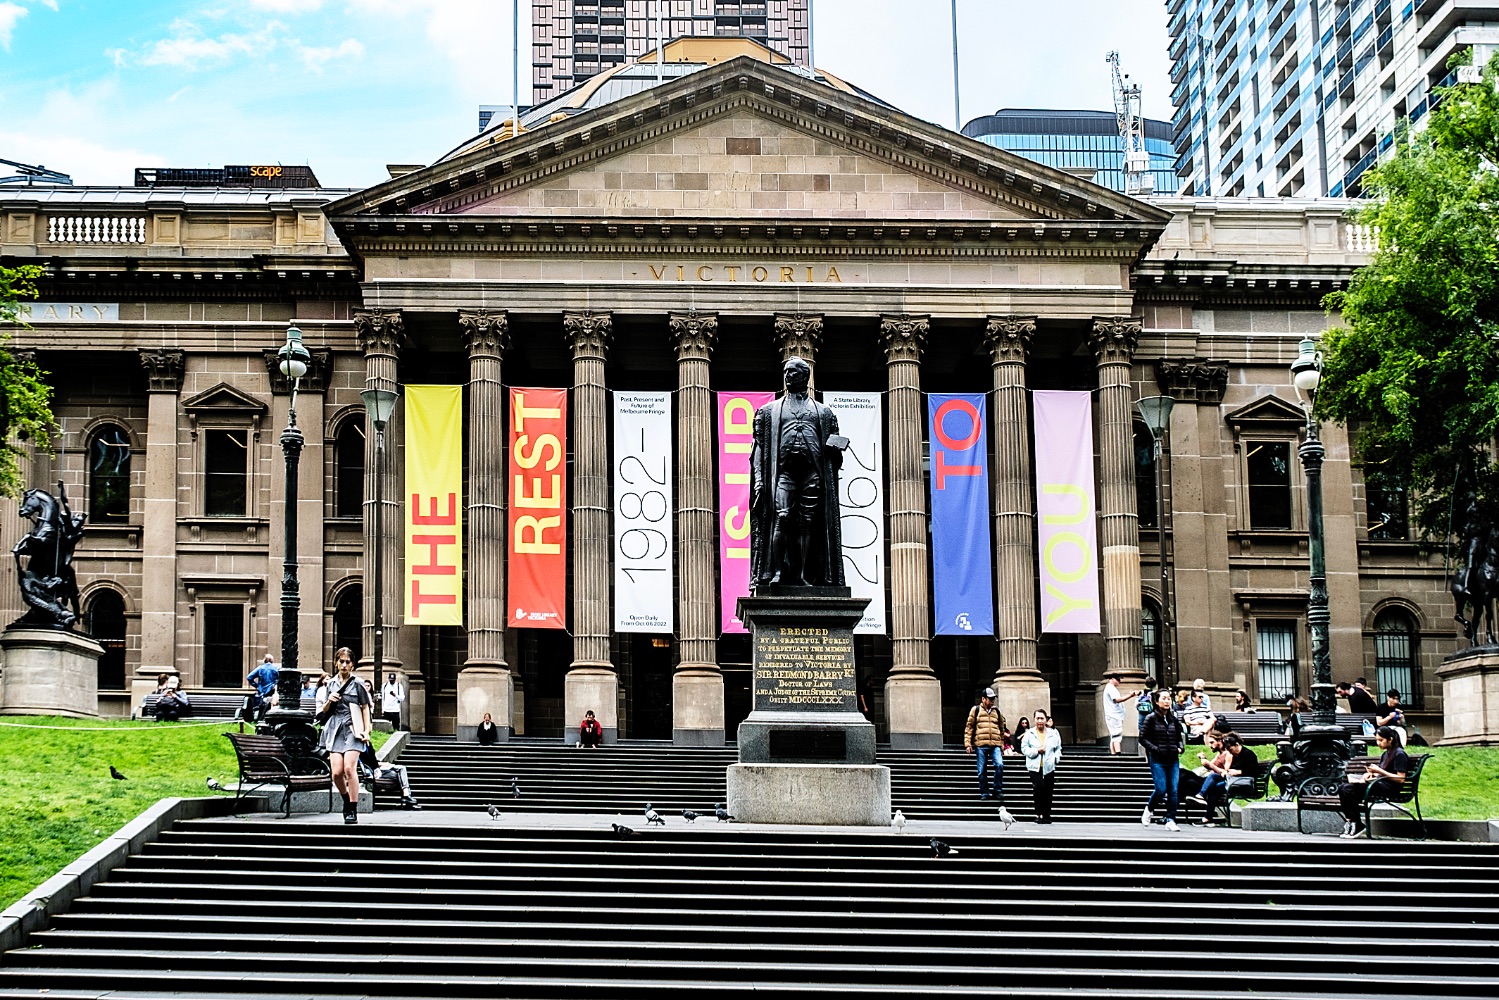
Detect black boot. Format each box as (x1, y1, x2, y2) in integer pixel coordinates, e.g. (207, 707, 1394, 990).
(343, 796, 357, 824)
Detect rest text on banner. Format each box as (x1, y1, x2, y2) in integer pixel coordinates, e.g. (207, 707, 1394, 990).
(508, 387, 568, 630)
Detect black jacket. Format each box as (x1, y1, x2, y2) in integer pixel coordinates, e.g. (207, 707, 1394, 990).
(1140, 710, 1184, 763)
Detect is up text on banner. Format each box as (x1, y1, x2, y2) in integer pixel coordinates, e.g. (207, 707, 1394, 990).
(1033, 390, 1102, 633)
(929, 393, 994, 636)
(823, 391, 887, 635)
(508, 387, 568, 630)
(613, 392, 673, 632)
(717, 390, 774, 634)
(404, 385, 464, 626)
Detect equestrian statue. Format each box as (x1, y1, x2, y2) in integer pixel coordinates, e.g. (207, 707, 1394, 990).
(10, 482, 86, 630)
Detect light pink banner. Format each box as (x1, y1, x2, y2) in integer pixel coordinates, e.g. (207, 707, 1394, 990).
(1033, 391, 1102, 634)
(717, 391, 774, 633)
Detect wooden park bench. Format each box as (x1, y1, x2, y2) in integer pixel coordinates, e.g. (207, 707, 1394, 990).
(1211, 711, 1285, 745)
(137, 692, 246, 721)
(1296, 752, 1429, 839)
(225, 732, 333, 818)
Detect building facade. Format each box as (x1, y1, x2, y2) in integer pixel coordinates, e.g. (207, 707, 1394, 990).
(1169, 0, 1499, 197)
(961, 109, 1183, 196)
(532, 0, 810, 102)
(0, 53, 1461, 743)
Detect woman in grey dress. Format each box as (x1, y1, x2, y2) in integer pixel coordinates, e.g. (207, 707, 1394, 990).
(320, 647, 373, 824)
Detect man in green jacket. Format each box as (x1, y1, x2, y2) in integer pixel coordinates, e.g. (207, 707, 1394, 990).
(965, 687, 1007, 801)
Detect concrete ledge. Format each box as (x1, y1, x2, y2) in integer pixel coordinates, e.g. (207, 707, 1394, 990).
(887, 732, 943, 751)
(378, 729, 410, 762)
(1237, 800, 1496, 840)
(0, 795, 258, 960)
(673, 728, 727, 747)
(727, 763, 891, 826)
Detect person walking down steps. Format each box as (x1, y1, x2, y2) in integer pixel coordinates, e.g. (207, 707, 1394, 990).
(1020, 709, 1062, 824)
(964, 687, 1008, 802)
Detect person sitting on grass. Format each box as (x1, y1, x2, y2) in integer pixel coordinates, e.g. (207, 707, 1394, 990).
(1338, 726, 1409, 839)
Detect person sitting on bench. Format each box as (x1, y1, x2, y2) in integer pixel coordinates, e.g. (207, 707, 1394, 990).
(1198, 733, 1258, 822)
(357, 755, 421, 810)
(155, 676, 192, 722)
(1338, 726, 1409, 839)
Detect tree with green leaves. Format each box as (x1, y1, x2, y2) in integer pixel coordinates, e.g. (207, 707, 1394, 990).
(1318, 52, 1499, 543)
(0, 263, 57, 499)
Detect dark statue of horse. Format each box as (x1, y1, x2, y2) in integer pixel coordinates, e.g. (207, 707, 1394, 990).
(10, 483, 86, 630)
(1452, 499, 1499, 646)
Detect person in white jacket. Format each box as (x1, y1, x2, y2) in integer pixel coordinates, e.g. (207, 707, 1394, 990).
(1020, 710, 1063, 825)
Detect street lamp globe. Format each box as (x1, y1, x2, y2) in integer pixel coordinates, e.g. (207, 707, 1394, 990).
(1291, 338, 1322, 395)
(278, 325, 311, 380)
(361, 387, 399, 431)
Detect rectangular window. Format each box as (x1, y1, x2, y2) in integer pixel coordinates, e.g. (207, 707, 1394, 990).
(1246, 440, 1293, 529)
(1142, 610, 1160, 679)
(1256, 620, 1298, 703)
(202, 603, 245, 688)
(204, 429, 248, 516)
(1365, 472, 1409, 540)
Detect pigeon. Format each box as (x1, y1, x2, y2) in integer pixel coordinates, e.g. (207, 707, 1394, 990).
(997, 805, 1016, 830)
(682, 809, 700, 823)
(611, 822, 638, 839)
(511, 778, 521, 799)
(929, 838, 958, 858)
(206, 776, 225, 792)
(109, 765, 127, 781)
(486, 803, 501, 821)
(714, 803, 733, 823)
(644, 803, 665, 826)
(891, 810, 906, 834)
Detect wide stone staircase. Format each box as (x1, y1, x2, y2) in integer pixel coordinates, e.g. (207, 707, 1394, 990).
(385, 736, 1156, 822)
(3, 821, 1497, 998)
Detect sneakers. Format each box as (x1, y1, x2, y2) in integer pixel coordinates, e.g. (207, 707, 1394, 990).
(1186, 795, 1207, 806)
(400, 796, 422, 811)
(1140, 806, 1153, 826)
(1164, 819, 1181, 832)
(1339, 821, 1355, 838)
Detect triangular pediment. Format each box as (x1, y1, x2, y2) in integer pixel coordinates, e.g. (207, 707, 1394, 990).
(182, 383, 267, 416)
(1225, 393, 1308, 433)
(327, 56, 1170, 232)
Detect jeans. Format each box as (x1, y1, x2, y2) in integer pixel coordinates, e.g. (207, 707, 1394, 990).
(974, 746, 1004, 799)
(1148, 757, 1179, 821)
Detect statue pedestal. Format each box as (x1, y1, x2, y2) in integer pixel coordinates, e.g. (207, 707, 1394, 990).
(1438, 647, 1499, 745)
(0, 628, 103, 718)
(728, 590, 890, 825)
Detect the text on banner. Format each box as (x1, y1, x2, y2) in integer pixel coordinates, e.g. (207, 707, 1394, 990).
(823, 391, 887, 635)
(717, 390, 774, 634)
(508, 387, 568, 630)
(404, 385, 465, 626)
(613, 392, 674, 632)
(929, 392, 994, 636)
(1033, 390, 1102, 633)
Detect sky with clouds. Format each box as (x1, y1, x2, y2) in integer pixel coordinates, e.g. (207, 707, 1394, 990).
(0, 0, 1173, 188)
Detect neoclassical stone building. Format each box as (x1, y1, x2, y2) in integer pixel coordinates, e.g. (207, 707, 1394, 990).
(0, 53, 1458, 742)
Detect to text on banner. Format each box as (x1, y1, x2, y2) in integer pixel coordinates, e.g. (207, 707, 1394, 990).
(403, 385, 464, 626)
(613, 392, 674, 632)
(929, 392, 994, 636)
(508, 387, 568, 630)
(1033, 390, 1102, 633)
(823, 391, 887, 635)
(717, 390, 774, 634)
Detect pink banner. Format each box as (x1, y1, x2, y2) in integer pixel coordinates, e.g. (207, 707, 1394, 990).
(717, 391, 774, 633)
(1033, 391, 1102, 634)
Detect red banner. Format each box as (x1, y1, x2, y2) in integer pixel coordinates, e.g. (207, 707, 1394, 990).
(508, 387, 567, 630)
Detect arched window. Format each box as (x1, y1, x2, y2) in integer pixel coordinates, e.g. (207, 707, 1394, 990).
(1135, 423, 1158, 528)
(333, 584, 363, 663)
(334, 418, 366, 519)
(1374, 608, 1420, 708)
(1142, 599, 1162, 681)
(88, 425, 132, 523)
(84, 589, 127, 690)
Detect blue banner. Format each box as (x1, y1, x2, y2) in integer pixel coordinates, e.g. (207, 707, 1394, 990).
(928, 393, 993, 636)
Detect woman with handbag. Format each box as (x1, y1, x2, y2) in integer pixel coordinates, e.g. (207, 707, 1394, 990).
(318, 647, 373, 824)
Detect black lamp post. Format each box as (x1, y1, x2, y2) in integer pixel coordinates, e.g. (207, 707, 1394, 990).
(1137, 394, 1175, 685)
(1291, 338, 1336, 724)
(360, 387, 399, 686)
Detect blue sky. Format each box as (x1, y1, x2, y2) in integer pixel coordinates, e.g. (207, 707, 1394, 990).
(0, 0, 1172, 188)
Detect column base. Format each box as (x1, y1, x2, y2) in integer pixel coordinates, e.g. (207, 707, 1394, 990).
(884, 672, 943, 749)
(672, 666, 724, 746)
(565, 664, 618, 745)
(0, 629, 103, 718)
(992, 674, 1052, 736)
(457, 663, 512, 744)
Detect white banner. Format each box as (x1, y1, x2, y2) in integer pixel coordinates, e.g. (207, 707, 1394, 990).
(613, 392, 674, 632)
(824, 391, 887, 635)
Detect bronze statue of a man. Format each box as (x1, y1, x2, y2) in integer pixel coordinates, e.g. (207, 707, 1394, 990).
(749, 357, 848, 591)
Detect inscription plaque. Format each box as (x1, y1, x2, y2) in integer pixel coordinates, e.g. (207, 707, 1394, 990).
(752, 625, 856, 712)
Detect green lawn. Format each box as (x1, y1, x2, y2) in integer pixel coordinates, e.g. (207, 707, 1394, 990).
(0, 715, 387, 909)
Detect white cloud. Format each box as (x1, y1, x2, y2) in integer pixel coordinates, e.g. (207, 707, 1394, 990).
(349, 0, 514, 97)
(298, 37, 363, 72)
(0, 82, 162, 185)
(250, 0, 322, 12)
(0, 2, 27, 50)
(136, 20, 283, 69)
(37, 0, 58, 11)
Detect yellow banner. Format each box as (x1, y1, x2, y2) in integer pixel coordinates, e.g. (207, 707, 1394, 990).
(404, 385, 464, 626)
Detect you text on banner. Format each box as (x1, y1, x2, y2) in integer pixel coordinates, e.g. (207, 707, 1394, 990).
(404, 385, 464, 626)
(508, 387, 568, 630)
(1033, 390, 1102, 633)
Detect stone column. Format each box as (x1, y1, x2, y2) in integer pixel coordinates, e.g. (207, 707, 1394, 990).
(564, 311, 617, 743)
(773, 313, 823, 388)
(131, 350, 184, 704)
(1090, 317, 1146, 691)
(983, 316, 1051, 727)
(669, 311, 724, 745)
(458, 310, 513, 742)
(880, 315, 942, 749)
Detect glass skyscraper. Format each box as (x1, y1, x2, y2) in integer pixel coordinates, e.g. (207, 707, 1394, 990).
(960, 109, 1182, 196)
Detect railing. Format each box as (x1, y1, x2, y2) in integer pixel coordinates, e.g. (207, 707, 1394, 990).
(1346, 223, 1381, 253)
(47, 216, 147, 244)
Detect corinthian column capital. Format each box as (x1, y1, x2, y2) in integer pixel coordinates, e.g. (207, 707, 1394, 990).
(669, 311, 718, 361)
(983, 316, 1037, 364)
(773, 313, 824, 362)
(459, 310, 509, 358)
(353, 310, 404, 357)
(564, 311, 612, 361)
(880, 314, 929, 364)
(1089, 316, 1142, 365)
(138, 349, 186, 393)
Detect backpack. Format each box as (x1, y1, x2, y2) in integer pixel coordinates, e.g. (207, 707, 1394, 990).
(1136, 692, 1152, 716)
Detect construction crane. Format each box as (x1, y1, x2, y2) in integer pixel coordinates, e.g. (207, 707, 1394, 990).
(0, 157, 72, 186)
(1107, 51, 1154, 196)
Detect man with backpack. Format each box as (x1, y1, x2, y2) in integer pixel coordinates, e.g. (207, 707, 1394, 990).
(964, 687, 1008, 801)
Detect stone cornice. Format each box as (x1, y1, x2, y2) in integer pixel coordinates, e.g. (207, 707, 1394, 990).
(1089, 316, 1142, 365)
(563, 311, 612, 361)
(458, 310, 509, 358)
(1157, 359, 1230, 404)
(262, 348, 333, 396)
(668, 312, 717, 361)
(879, 315, 929, 364)
(353, 310, 404, 357)
(983, 316, 1036, 365)
(773, 313, 823, 362)
(138, 349, 185, 393)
